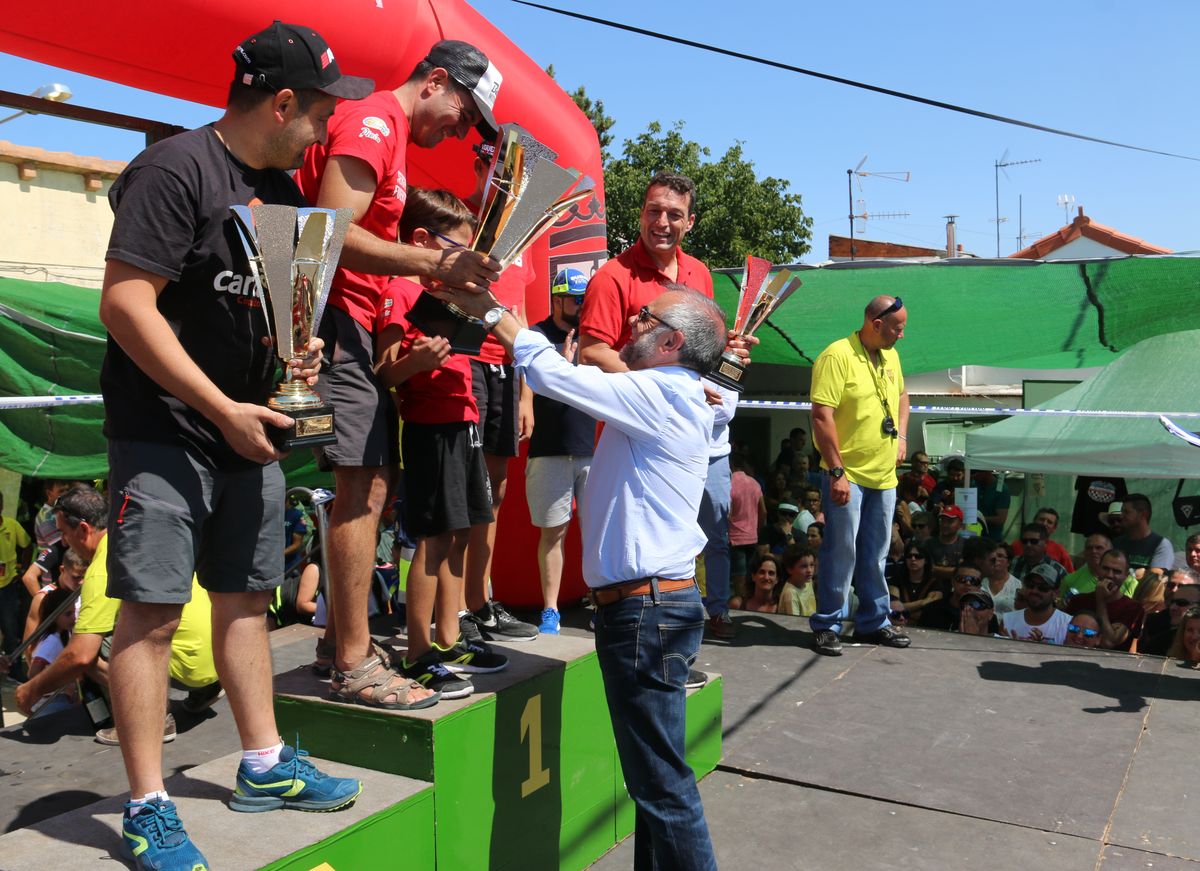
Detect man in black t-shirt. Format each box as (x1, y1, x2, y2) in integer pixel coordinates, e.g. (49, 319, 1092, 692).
(98, 22, 373, 871)
(520, 269, 596, 635)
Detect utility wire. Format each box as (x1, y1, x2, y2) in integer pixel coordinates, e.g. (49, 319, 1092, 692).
(513, 1, 1200, 163)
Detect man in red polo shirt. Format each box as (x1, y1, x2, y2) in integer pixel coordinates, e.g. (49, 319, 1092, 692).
(579, 172, 714, 370)
(578, 173, 739, 643)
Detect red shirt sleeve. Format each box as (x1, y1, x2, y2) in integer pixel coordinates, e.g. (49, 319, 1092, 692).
(579, 265, 628, 346)
(321, 103, 392, 183)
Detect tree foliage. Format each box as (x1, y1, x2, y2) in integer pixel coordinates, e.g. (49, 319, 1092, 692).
(545, 66, 811, 268)
(605, 121, 812, 268)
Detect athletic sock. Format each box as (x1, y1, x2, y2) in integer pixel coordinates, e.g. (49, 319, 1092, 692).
(127, 790, 170, 815)
(241, 742, 284, 774)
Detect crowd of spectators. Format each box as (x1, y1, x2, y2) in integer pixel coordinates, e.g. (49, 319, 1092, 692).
(715, 442, 1200, 664)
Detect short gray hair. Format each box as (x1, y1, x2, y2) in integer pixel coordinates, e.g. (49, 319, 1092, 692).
(658, 285, 727, 373)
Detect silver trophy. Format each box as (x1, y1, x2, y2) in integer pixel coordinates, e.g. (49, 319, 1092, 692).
(709, 255, 803, 393)
(407, 124, 594, 354)
(230, 204, 351, 449)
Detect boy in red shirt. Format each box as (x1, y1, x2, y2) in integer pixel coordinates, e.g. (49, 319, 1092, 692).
(375, 189, 508, 697)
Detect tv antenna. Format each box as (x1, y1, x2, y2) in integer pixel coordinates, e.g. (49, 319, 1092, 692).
(1056, 194, 1076, 225)
(846, 155, 911, 260)
(993, 149, 1041, 256)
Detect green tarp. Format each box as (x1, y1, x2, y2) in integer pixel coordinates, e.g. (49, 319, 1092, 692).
(1, 254, 1197, 479)
(0, 277, 329, 485)
(714, 254, 1199, 373)
(965, 330, 1200, 479)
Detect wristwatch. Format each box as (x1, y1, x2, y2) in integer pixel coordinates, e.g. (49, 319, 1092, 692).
(829, 466, 846, 479)
(482, 305, 508, 330)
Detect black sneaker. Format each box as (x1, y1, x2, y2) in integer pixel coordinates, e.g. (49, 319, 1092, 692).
(435, 637, 509, 674)
(860, 625, 911, 648)
(181, 681, 224, 714)
(470, 600, 538, 642)
(401, 651, 474, 700)
(812, 629, 843, 656)
(459, 611, 485, 644)
(685, 669, 708, 689)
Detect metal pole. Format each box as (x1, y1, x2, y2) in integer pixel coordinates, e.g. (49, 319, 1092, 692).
(847, 169, 855, 261)
(994, 160, 1001, 257)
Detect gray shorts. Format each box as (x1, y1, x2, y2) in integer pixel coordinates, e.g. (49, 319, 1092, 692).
(106, 439, 285, 604)
(525, 455, 591, 527)
(314, 306, 399, 469)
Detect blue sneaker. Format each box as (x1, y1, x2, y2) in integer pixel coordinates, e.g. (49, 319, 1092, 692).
(539, 608, 561, 634)
(230, 742, 362, 813)
(122, 798, 210, 871)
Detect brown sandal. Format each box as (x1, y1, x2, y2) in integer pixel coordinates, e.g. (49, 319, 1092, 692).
(329, 653, 440, 710)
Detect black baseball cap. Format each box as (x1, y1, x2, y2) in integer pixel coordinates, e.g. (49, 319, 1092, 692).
(234, 21, 374, 100)
(425, 40, 503, 137)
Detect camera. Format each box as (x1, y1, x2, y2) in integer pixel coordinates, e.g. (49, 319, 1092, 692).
(882, 416, 897, 438)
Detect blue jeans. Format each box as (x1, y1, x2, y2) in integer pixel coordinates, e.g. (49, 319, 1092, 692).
(812, 473, 896, 635)
(697, 456, 731, 618)
(594, 583, 716, 871)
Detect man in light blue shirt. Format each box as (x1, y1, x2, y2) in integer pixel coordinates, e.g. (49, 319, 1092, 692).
(438, 282, 727, 870)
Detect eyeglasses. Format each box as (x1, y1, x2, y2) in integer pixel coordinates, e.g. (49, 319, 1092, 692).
(430, 231, 465, 249)
(956, 575, 983, 586)
(1022, 581, 1054, 593)
(1021, 538, 1043, 546)
(961, 598, 992, 611)
(637, 305, 680, 332)
(905, 553, 925, 560)
(875, 297, 903, 318)
(1067, 625, 1100, 638)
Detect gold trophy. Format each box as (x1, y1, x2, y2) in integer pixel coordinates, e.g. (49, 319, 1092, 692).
(230, 204, 351, 449)
(406, 123, 594, 354)
(709, 255, 803, 393)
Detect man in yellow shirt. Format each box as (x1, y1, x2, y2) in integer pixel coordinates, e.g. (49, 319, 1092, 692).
(0, 492, 33, 673)
(809, 296, 911, 655)
(14, 485, 218, 739)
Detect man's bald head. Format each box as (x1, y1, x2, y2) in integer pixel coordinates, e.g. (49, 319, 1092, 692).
(859, 295, 906, 351)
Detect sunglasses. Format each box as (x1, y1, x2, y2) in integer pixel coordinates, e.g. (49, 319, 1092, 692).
(637, 305, 680, 333)
(905, 553, 925, 560)
(961, 598, 992, 611)
(956, 575, 983, 586)
(1022, 581, 1054, 593)
(1021, 538, 1043, 546)
(875, 296, 903, 318)
(1067, 625, 1100, 638)
(1170, 598, 1199, 608)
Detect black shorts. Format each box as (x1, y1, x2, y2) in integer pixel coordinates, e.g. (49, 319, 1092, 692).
(401, 421, 493, 538)
(106, 439, 285, 603)
(313, 306, 399, 469)
(470, 359, 519, 457)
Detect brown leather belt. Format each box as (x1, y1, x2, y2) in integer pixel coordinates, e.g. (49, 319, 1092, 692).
(588, 577, 696, 607)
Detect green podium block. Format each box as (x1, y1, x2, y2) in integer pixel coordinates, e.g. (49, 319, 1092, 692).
(614, 674, 724, 839)
(274, 634, 619, 871)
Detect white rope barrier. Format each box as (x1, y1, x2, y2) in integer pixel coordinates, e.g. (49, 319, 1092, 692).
(0, 394, 103, 409)
(741, 400, 1200, 419)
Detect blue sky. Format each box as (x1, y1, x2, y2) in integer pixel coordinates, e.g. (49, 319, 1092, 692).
(2, 0, 1197, 260)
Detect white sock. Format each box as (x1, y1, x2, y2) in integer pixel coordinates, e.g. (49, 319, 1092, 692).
(241, 742, 284, 774)
(127, 790, 169, 815)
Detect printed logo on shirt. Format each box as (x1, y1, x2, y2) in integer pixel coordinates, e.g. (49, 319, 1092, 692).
(393, 170, 407, 202)
(214, 270, 263, 307)
(1086, 480, 1118, 504)
(359, 116, 390, 143)
(885, 367, 896, 383)
(381, 297, 394, 318)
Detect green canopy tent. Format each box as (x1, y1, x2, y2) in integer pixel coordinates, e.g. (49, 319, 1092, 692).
(964, 330, 1200, 479)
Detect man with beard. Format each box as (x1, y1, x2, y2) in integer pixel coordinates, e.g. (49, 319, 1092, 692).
(438, 281, 725, 869)
(1065, 550, 1145, 651)
(520, 268, 595, 634)
(1005, 564, 1072, 645)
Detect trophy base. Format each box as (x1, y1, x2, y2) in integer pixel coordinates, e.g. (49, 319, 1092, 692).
(406, 291, 489, 356)
(707, 354, 747, 394)
(269, 404, 336, 451)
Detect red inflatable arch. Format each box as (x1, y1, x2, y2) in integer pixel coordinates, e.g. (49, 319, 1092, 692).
(0, 0, 607, 608)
